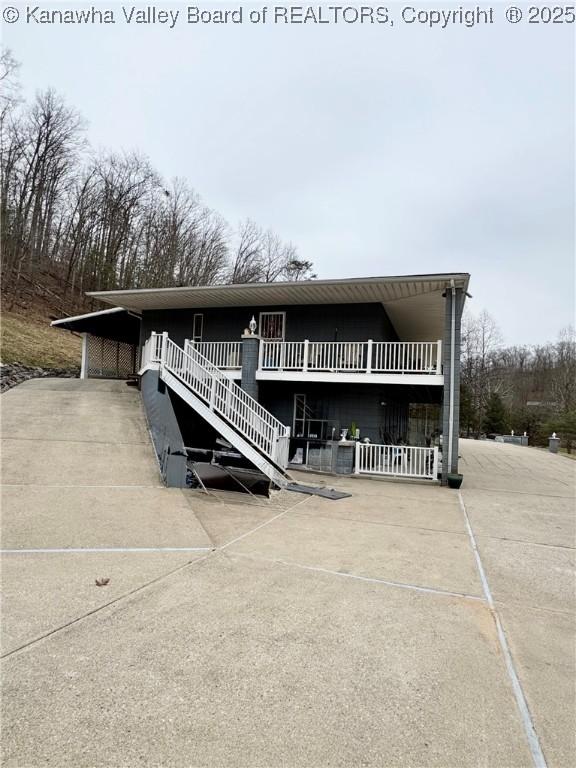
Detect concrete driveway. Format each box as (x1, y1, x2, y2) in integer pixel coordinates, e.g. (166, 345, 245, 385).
(1, 379, 574, 767)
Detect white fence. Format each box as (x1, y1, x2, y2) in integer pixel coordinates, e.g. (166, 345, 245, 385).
(260, 340, 442, 375)
(189, 341, 242, 370)
(355, 442, 439, 480)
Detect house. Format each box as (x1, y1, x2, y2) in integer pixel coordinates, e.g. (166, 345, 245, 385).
(51, 273, 469, 488)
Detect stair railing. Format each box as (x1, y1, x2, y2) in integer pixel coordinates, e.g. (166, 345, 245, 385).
(157, 333, 290, 467)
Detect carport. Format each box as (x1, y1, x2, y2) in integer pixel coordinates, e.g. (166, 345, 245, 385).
(51, 307, 140, 379)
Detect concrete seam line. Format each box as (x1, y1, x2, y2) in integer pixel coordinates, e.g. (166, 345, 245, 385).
(0, 552, 214, 660)
(229, 552, 485, 603)
(219, 494, 312, 551)
(179, 489, 219, 549)
(0, 547, 213, 554)
(1, 495, 309, 659)
(458, 491, 548, 768)
(477, 535, 575, 552)
(463, 487, 574, 499)
(1, 437, 149, 446)
(493, 599, 575, 618)
(1, 484, 166, 489)
(292, 508, 468, 537)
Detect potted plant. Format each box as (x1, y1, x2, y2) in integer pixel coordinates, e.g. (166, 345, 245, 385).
(447, 473, 463, 489)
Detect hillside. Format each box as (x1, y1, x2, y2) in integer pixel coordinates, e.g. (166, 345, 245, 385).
(1, 310, 81, 368)
(1, 270, 88, 369)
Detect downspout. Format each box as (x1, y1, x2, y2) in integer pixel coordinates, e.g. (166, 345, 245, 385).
(447, 279, 456, 474)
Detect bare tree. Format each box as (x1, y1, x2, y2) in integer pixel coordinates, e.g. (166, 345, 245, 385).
(1, 79, 313, 313)
(228, 219, 264, 283)
(2, 90, 86, 301)
(552, 326, 576, 412)
(138, 178, 228, 288)
(0, 48, 21, 127)
(460, 309, 503, 435)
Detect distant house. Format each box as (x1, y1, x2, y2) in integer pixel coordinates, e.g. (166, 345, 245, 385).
(52, 273, 469, 487)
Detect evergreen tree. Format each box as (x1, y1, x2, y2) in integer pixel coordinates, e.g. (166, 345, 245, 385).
(483, 392, 508, 434)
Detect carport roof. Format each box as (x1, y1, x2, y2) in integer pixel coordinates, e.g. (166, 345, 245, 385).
(86, 273, 470, 342)
(51, 307, 140, 344)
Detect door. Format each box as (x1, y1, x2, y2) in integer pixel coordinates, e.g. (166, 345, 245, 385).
(192, 314, 203, 342)
(259, 312, 285, 340)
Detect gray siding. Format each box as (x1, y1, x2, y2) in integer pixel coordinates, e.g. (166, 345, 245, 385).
(140, 370, 187, 487)
(141, 302, 398, 346)
(259, 382, 439, 444)
(240, 335, 259, 401)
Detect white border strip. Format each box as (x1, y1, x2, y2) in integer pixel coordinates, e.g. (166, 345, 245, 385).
(0, 547, 213, 554)
(50, 306, 126, 326)
(458, 491, 547, 768)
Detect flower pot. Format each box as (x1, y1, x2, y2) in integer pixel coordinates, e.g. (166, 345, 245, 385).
(447, 473, 463, 489)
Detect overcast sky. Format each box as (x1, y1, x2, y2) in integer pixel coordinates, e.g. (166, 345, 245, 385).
(4, 2, 575, 344)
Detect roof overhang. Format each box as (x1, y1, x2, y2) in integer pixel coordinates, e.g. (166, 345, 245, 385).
(51, 307, 141, 344)
(86, 273, 470, 341)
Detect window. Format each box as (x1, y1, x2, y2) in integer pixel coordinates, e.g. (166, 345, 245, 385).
(192, 314, 203, 343)
(292, 394, 335, 440)
(259, 311, 285, 340)
(293, 394, 307, 437)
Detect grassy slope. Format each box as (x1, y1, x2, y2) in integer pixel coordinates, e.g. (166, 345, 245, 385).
(1, 268, 88, 368)
(1, 310, 81, 368)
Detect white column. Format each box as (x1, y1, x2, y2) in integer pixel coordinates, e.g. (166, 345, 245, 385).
(436, 340, 442, 374)
(354, 440, 361, 474)
(366, 340, 373, 374)
(161, 331, 169, 364)
(80, 333, 89, 379)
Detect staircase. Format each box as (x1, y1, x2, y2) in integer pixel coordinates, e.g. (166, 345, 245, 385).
(141, 333, 291, 488)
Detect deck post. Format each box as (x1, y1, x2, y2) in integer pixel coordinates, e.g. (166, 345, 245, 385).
(366, 340, 373, 374)
(80, 333, 89, 379)
(432, 446, 439, 480)
(354, 440, 361, 474)
(161, 331, 169, 364)
(303, 340, 309, 372)
(436, 340, 442, 374)
(442, 287, 464, 485)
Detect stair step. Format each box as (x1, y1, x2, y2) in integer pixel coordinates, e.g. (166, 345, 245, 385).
(159, 343, 291, 488)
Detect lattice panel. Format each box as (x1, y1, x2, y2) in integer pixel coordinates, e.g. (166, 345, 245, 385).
(87, 335, 137, 379)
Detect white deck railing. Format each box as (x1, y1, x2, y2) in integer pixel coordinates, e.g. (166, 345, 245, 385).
(187, 341, 242, 370)
(141, 333, 164, 369)
(355, 442, 439, 480)
(259, 340, 442, 375)
(150, 333, 290, 467)
(149, 338, 442, 376)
